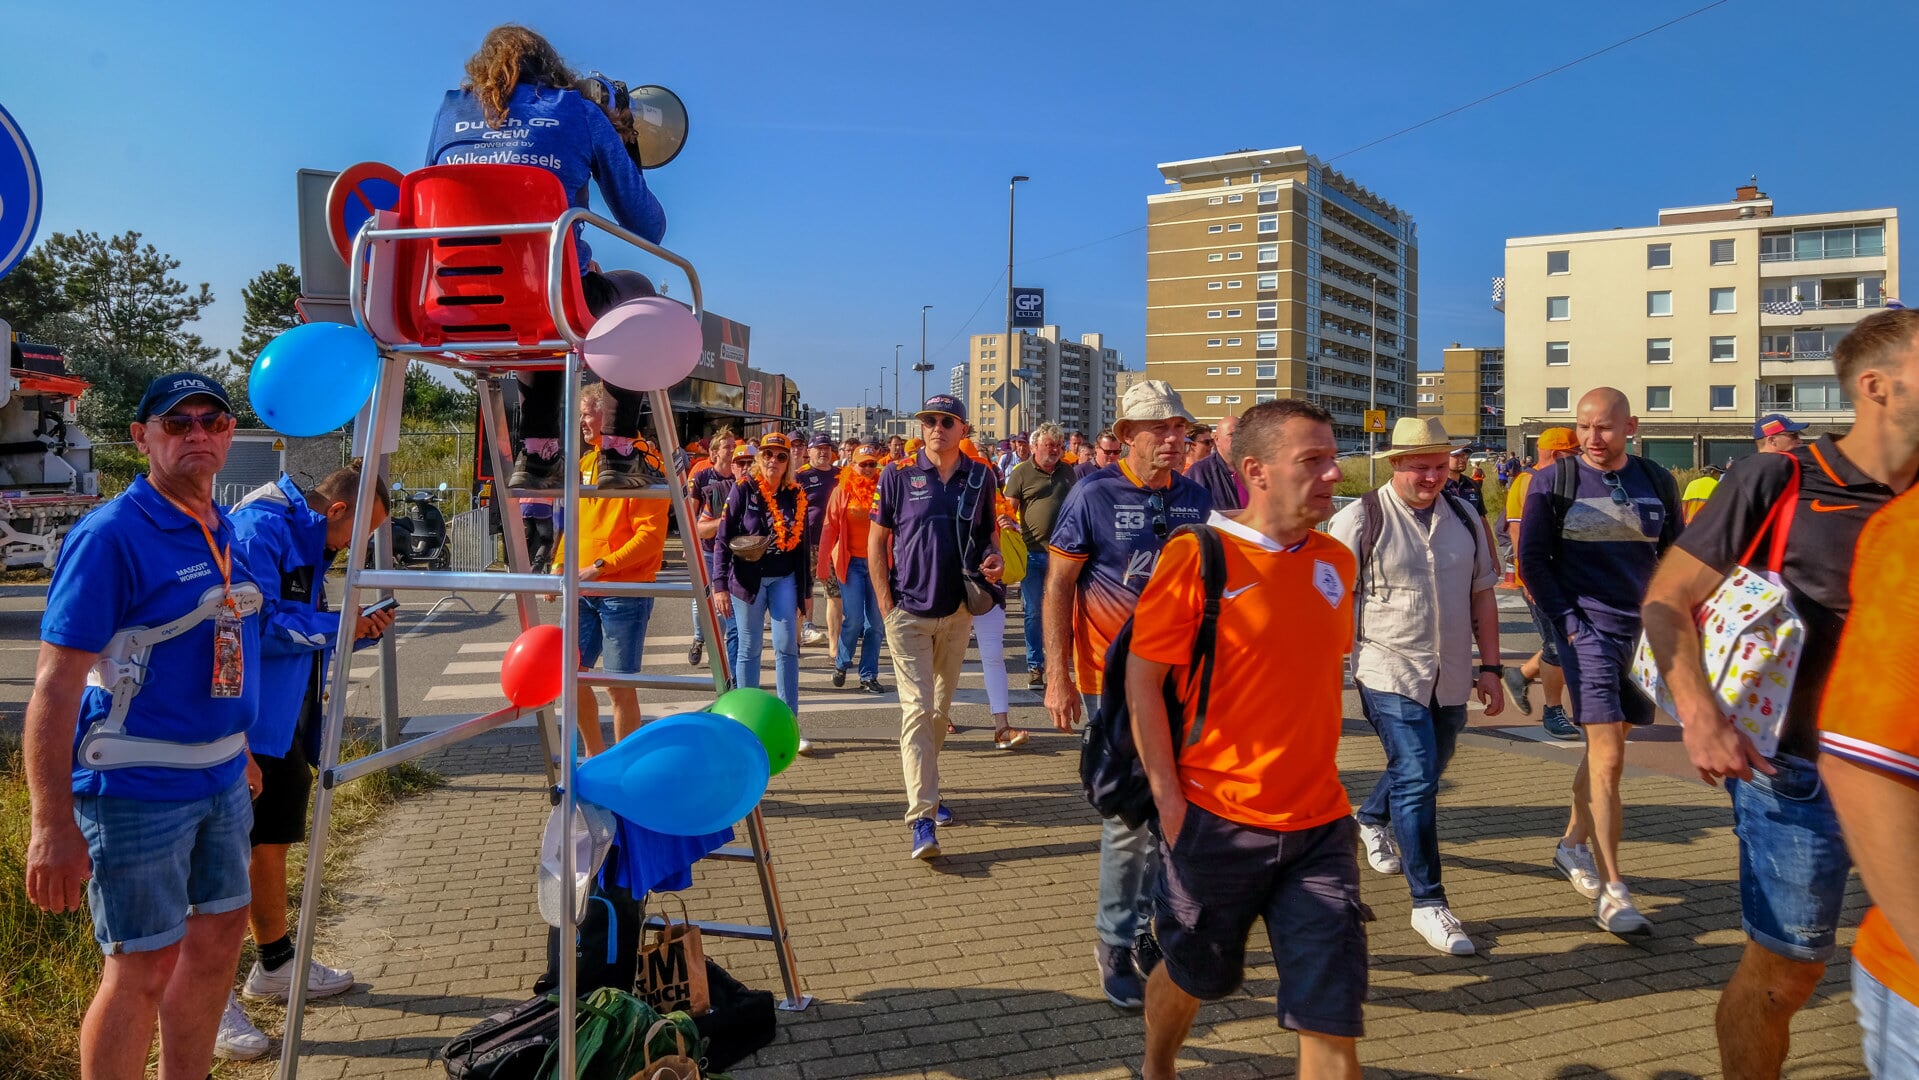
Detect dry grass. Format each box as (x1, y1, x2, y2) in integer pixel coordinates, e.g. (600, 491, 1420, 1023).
(0, 735, 440, 1079)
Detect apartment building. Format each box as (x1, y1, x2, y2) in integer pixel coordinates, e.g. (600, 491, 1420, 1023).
(1505, 183, 1898, 467)
(1146, 146, 1418, 449)
(949, 362, 968, 399)
(967, 326, 1122, 443)
(1414, 346, 1506, 448)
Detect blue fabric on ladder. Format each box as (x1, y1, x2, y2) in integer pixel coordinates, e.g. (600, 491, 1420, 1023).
(606, 815, 734, 896)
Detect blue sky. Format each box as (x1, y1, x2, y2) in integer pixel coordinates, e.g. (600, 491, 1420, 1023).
(4, 1, 1913, 413)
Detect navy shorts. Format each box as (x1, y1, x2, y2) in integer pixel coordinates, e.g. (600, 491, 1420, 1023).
(1525, 596, 1560, 668)
(250, 737, 313, 847)
(1554, 619, 1653, 726)
(1154, 806, 1370, 1038)
(1726, 754, 1852, 963)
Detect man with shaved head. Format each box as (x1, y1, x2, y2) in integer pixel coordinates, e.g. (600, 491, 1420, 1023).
(1517, 387, 1681, 936)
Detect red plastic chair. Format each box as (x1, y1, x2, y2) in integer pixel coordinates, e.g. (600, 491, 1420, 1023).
(383, 164, 596, 355)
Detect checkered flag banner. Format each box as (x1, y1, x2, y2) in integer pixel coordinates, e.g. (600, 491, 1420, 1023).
(1491, 276, 1506, 312)
(1761, 299, 1805, 315)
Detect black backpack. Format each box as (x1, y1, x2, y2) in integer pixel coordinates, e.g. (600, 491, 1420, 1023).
(1078, 524, 1227, 829)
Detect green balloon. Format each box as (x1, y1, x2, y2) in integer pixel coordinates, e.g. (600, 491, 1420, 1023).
(709, 688, 799, 776)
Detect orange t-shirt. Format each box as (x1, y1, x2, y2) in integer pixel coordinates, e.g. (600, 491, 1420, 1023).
(1818, 487, 1919, 1005)
(1129, 515, 1356, 831)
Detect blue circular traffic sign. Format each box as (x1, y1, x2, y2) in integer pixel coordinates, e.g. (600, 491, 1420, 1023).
(0, 102, 43, 282)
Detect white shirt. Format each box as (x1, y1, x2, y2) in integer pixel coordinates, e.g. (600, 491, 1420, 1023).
(1326, 483, 1498, 707)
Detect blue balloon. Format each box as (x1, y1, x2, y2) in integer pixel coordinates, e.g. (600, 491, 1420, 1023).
(574, 712, 770, 836)
(249, 322, 381, 436)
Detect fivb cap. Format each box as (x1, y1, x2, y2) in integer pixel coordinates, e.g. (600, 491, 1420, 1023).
(137, 372, 233, 423)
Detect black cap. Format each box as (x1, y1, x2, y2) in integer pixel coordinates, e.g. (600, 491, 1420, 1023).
(136, 372, 233, 422)
(808, 434, 834, 448)
(916, 393, 968, 424)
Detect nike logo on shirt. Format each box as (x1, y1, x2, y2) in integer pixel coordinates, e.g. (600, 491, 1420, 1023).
(1223, 584, 1257, 599)
(1810, 500, 1861, 513)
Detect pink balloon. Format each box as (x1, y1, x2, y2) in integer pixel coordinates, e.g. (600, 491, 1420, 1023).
(583, 296, 703, 392)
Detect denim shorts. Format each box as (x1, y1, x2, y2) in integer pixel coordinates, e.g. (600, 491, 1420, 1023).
(1726, 753, 1851, 963)
(74, 776, 253, 954)
(1525, 596, 1560, 667)
(1554, 619, 1653, 726)
(1155, 806, 1370, 1037)
(578, 595, 654, 673)
(1855, 958, 1919, 1076)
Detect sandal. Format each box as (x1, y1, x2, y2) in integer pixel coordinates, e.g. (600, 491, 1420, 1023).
(992, 727, 1029, 750)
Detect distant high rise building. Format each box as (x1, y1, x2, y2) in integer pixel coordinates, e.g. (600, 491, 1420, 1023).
(966, 326, 1121, 443)
(949, 362, 968, 399)
(1146, 146, 1417, 450)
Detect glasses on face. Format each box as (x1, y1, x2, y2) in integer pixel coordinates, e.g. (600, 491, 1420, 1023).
(1602, 471, 1632, 506)
(1194, 437, 1214, 448)
(1146, 492, 1169, 538)
(763, 452, 789, 463)
(856, 462, 879, 471)
(921, 415, 958, 431)
(152, 411, 236, 437)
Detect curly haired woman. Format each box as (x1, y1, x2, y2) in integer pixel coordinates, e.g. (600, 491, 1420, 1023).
(712, 433, 811, 752)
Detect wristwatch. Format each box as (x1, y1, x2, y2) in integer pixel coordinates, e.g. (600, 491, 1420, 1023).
(592, 558, 607, 570)
(1478, 664, 1505, 676)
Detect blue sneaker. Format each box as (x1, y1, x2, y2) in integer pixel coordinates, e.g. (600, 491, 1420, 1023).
(910, 818, 939, 860)
(1542, 705, 1579, 741)
(935, 804, 952, 826)
(1096, 942, 1145, 1010)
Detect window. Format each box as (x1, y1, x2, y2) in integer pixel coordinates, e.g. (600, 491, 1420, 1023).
(1546, 341, 1570, 366)
(1710, 336, 1737, 362)
(1205, 395, 1223, 405)
(1255, 391, 1278, 403)
(1256, 337, 1278, 353)
(1418, 393, 1435, 403)
(1647, 338, 1673, 364)
(1547, 296, 1571, 321)
(1258, 189, 1278, 205)
(1207, 281, 1223, 290)
(1227, 223, 1243, 232)
(1207, 225, 1223, 234)
(1647, 386, 1673, 411)
(1208, 196, 1223, 205)
(1207, 310, 1222, 319)
(1206, 366, 1222, 375)
(1256, 303, 1277, 319)
(1250, 172, 1261, 182)
(1647, 291, 1672, 317)
(1206, 340, 1221, 349)
(1226, 252, 1243, 261)
(1547, 387, 1570, 411)
(1710, 385, 1736, 411)
(1207, 253, 1224, 262)
(1225, 394, 1242, 404)
(1710, 287, 1737, 314)
(1227, 280, 1243, 289)
(1547, 250, 1570, 275)
(1227, 194, 1244, 203)
(1226, 338, 1242, 346)
(1648, 243, 1672, 269)
(1710, 238, 1736, 265)
(1257, 273, 1278, 289)
(1225, 366, 1242, 375)
(1258, 245, 1278, 262)
(1258, 215, 1278, 234)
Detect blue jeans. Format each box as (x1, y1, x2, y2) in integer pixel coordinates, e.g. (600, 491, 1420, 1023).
(1856, 958, 1919, 1076)
(734, 574, 800, 718)
(836, 557, 883, 681)
(1021, 547, 1049, 673)
(691, 596, 739, 671)
(1090, 691, 1157, 948)
(1726, 753, 1851, 962)
(74, 777, 254, 953)
(1354, 684, 1468, 907)
(579, 595, 654, 673)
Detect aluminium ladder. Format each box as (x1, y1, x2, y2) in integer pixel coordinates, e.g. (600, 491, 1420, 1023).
(277, 200, 811, 1080)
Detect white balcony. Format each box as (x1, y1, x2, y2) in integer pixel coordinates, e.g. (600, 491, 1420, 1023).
(1760, 356, 1837, 378)
(1758, 253, 1888, 278)
(1759, 298, 1884, 326)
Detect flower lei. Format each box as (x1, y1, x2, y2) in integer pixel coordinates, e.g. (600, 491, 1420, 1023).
(756, 470, 807, 552)
(839, 467, 878, 515)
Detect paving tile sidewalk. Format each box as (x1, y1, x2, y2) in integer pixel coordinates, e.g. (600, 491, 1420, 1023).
(268, 724, 1867, 1080)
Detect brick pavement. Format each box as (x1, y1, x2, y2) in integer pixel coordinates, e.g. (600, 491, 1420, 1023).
(263, 721, 1869, 1079)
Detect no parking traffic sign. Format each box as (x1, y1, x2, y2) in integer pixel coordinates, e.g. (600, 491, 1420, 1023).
(325, 161, 403, 264)
(0, 102, 44, 281)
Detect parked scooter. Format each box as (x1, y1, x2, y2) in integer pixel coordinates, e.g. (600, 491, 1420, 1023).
(388, 483, 452, 570)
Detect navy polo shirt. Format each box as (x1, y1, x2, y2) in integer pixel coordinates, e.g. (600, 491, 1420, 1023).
(795, 464, 839, 546)
(41, 475, 263, 800)
(871, 450, 997, 618)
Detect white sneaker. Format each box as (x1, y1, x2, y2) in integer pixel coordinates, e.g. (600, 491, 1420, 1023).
(1553, 843, 1602, 900)
(1358, 821, 1401, 875)
(242, 955, 355, 1001)
(795, 737, 816, 757)
(1596, 882, 1652, 936)
(1410, 905, 1476, 956)
(801, 625, 827, 646)
(215, 992, 269, 1061)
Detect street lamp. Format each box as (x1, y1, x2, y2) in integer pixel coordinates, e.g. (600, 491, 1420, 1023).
(894, 344, 904, 419)
(1368, 271, 1380, 488)
(914, 304, 934, 403)
(1005, 175, 1029, 434)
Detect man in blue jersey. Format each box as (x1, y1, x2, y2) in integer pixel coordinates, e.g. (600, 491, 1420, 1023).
(1044, 380, 1212, 1009)
(426, 25, 667, 491)
(25, 373, 265, 1078)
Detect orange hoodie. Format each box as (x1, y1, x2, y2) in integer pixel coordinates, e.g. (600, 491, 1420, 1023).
(552, 446, 670, 581)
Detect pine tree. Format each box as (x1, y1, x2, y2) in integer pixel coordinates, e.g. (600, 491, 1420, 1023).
(220, 263, 304, 427)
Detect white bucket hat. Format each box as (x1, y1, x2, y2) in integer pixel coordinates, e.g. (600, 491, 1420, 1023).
(1114, 380, 1194, 434)
(1375, 415, 1465, 459)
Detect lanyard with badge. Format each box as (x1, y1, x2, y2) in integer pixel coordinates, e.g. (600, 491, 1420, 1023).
(162, 492, 245, 698)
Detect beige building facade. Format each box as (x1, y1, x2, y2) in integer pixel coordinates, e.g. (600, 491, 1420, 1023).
(967, 326, 1121, 443)
(1416, 345, 1506, 448)
(1145, 146, 1417, 449)
(1504, 184, 1898, 468)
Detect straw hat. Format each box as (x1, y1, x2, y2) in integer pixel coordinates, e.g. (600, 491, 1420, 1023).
(1375, 416, 1463, 459)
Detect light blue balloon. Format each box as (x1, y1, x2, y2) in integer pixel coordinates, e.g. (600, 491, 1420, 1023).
(574, 712, 769, 836)
(249, 322, 380, 436)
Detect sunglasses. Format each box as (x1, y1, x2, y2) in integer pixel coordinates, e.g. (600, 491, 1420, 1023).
(920, 415, 958, 430)
(855, 461, 879, 470)
(1601, 471, 1632, 506)
(1146, 492, 1169, 539)
(762, 452, 789, 463)
(151, 411, 235, 436)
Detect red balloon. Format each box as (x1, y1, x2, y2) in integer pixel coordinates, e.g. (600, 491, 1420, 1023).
(501, 624, 565, 707)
